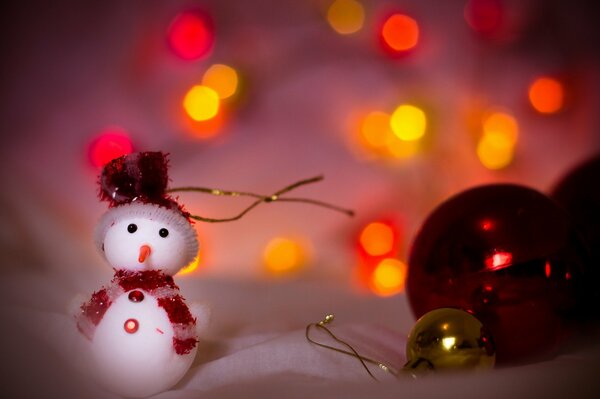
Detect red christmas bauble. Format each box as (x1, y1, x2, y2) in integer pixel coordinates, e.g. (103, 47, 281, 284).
(551, 154, 600, 319)
(407, 184, 587, 364)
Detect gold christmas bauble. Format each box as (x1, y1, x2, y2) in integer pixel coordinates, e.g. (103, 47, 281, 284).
(404, 308, 496, 374)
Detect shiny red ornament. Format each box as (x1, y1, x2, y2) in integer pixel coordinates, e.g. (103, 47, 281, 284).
(551, 154, 600, 319)
(407, 184, 587, 364)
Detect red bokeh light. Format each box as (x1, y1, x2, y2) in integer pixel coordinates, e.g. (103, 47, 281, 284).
(88, 128, 134, 169)
(167, 10, 214, 61)
(464, 0, 503, 36)
(379, 13, 419, 56)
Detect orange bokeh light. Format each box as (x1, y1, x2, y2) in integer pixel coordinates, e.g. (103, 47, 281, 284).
(528, 77, 564, 114)
(359, 222, 396, 257)
(263, 237, 309, 275)
(359, 111, 391, 149)
(202, 64, 239, 100)
(477, 109, 518, 170)
(380, 14, 419, 53)
(371, 258, 407, 296)
(327, 0, 365, 35)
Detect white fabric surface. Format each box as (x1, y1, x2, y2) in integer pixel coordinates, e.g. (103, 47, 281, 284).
(1, 270, 600, 399)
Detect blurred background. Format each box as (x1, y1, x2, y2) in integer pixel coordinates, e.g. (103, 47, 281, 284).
(1, 0, 600, 396)
(1, 0, 599, 291)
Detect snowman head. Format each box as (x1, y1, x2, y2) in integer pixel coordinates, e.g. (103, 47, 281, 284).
(95, 152, 198, 275)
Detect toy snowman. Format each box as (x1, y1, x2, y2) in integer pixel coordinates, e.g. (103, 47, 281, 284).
(76, 152, 204, 397)
(76, 151, 353, 397)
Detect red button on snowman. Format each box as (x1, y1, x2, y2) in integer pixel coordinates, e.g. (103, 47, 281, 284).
(76, 152, 204, 397)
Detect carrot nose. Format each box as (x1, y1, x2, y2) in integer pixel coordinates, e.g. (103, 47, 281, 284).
(138, 245, 151, 263)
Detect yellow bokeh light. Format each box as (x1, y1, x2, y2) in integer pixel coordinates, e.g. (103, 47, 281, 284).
(371, 258, 407, 297)
(360, 111, 391, 149)
(178, 256, 201, 275)
(263, 237, 307, 275)
(482, 111, 518, 145)
(327, 0, 365, 35)
(390, 104, 427, 141)
(477, 131, 515, 170)
(359, 222, 395, 256)
(477, 110, 518, 170)
(202, 64, 239, 100)
(183, 85, 220, 121)
(528, 77, 564, 114)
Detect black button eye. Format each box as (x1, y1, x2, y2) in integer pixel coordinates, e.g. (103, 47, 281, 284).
(127, 223, 138, 233)
(159, 228, 169, 238)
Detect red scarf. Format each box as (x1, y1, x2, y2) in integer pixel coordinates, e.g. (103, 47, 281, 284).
(76, 270, 197, 355)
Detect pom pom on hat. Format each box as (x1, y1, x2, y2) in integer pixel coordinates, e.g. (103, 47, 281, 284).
(99, 152, 180, 211)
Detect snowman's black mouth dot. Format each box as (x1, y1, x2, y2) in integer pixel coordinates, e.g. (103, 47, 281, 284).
(128, 290, 144, 303)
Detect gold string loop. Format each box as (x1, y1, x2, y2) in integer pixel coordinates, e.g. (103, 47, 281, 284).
(305, 314, 399, 381)
(168, 175, 354, 222)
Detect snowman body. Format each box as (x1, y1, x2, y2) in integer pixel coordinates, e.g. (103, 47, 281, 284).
(91, 288, 196, 397)
(78, 200, 201, 397)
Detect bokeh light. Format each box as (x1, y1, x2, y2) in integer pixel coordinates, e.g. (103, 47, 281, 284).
(167, 10, 214, 60)
(359, 221, 395, 257)
(390, 104, 427, 141)
(371, 258, 407, 296)
(183, 85, 220, 121)
(356, 110, 422, 160)
(380, 13, 419, 53)
(178, 255, 201, 275)
(88, 127, 133, 169)
(477, 110, 518, 170)
(528, 76, 564, 114)
(327, 0, 365, 35)
(359, 111, 391, 149)
(483, 110, 518, 144)
(263, 237, 308, 275)
(202, 64, 239, 100)
(464, 0, 503, 36)
(477, 131, 515, 169)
